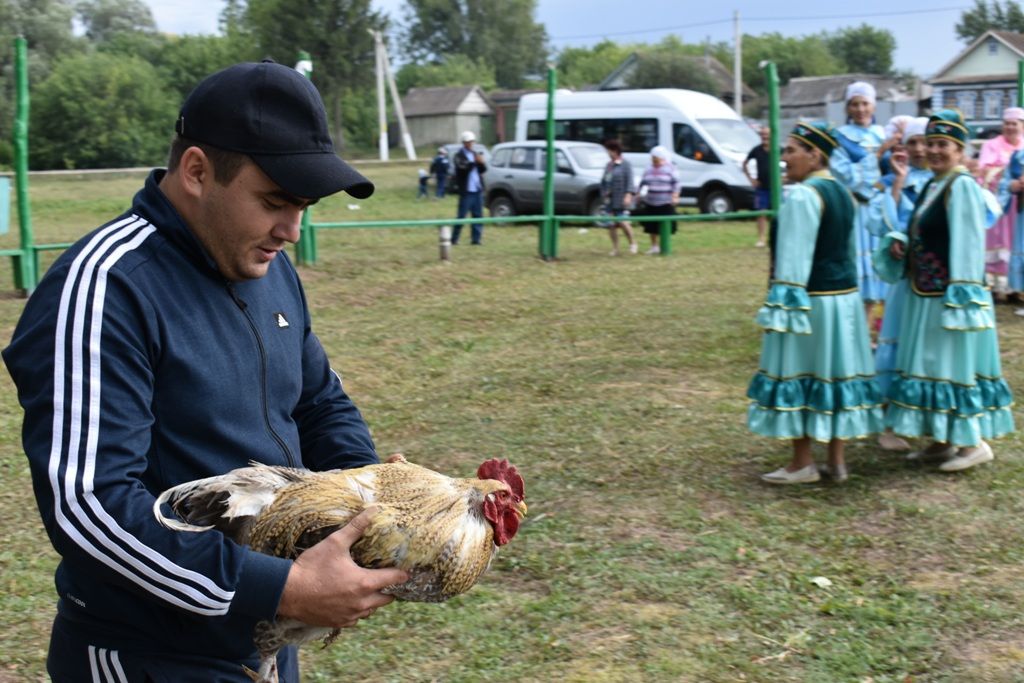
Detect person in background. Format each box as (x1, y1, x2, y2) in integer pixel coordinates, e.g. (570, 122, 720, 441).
(600, 138, 638, 256)
(430, 146, 449, 199)
(999, 137, 1024, 315)
(975, 107, 1024, 300)
(876, 109, 1014, 472)
(451, 131, 487, 246)
(417, 167, 429, 199)
(747, 121, 884, 485)
(2, 60, 406, 682)
(637, 145, 680, 255)
(832, 81, 887, 324)
(743, 125, 773, 247)
(868, 116, 932, 453)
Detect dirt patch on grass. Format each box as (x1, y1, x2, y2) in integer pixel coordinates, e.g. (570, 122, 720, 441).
(952, 635, 1024, 681)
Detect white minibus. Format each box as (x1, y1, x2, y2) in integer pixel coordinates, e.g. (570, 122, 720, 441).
(515, 88, 760, 214)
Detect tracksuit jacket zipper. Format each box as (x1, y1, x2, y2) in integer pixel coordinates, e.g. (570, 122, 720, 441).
(226, 282, 298, 467)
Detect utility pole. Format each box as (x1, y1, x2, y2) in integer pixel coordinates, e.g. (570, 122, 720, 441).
(371, 30, 389, 160)
(379, 38, 417, 159)
(734, 10, 742, 115)
(369, 30, 416, 160)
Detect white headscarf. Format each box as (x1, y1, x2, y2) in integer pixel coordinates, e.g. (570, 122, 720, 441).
(649, 145, 671, 161)
(884, 115, 914, 141)
(902, 117, 929, 144)
(845, 81, 876, 105)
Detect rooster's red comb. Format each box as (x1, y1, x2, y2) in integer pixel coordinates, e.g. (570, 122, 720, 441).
(477, 458, 525, 501)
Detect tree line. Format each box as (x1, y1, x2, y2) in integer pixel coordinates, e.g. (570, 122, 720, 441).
(0, 0, 1018, 170)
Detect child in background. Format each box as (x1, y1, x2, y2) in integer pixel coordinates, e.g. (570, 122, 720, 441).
(417, 168, 429, 199)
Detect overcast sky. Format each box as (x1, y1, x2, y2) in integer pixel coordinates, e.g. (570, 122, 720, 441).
(142, 0, 972, 79)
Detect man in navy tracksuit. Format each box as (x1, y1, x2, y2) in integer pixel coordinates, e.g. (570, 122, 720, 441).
(3, 61, 408, 682)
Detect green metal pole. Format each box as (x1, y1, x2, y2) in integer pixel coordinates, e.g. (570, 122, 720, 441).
(1018, 60, 1024, 107)
(295, 54, 317, 266)
(659, 216, 672, 256)
(765, 62, 781, 225)
(541, 65, 556, 259)
(13, 36, 36, 293)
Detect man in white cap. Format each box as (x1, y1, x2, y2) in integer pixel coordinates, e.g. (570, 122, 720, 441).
(452, 130, 487, 245)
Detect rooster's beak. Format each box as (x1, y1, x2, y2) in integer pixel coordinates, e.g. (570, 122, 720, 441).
(515, 500, 528, 519)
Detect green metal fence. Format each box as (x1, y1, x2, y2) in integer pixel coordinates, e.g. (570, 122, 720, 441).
(301, 62, 784, 264)
(7, 38, 787, 292)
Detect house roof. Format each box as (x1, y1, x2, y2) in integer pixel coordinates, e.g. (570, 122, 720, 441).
(929, 72, 1017, 85)
(401, 86, 494, 117)
(930, 30, 1024, 82)
(488, 88, 544, 107)
(779, 73, 918, 107)
(599, 52, 757, 99)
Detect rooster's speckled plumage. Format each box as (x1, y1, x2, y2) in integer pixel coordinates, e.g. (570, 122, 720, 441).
(153, 456, 526, 683)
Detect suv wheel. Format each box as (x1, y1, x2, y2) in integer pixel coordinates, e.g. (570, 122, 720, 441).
(699, 188, 734, 215)
(585, 194, 604, 217)
(489, 195, 517, 218)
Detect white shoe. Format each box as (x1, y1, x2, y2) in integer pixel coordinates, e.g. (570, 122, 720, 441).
(609, 249, 620, 257)
(878, 432, 911, 451)
(938, 441, 994, 472)
(817, 463, 849, 483)
(628, 243, 639, 254)
(905, 443, 956, 463)
(755, 240, 766, 248)
(1015, 308, 1024, 317)
(645, 246, 660, 255)
(760, 464, 821, 485)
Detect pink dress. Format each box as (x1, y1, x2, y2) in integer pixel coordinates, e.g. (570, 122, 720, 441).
(977, 135, 1024, 279)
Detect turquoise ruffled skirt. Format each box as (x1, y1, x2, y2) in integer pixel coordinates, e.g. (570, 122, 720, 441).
(748, 290, 885, 441)
(886, 287, 1015, 446)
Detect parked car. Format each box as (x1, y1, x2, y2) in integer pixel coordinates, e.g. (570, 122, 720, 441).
(485, 140, 608, 218)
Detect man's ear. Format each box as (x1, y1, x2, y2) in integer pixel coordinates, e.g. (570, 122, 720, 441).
(178, 146, 210, 199)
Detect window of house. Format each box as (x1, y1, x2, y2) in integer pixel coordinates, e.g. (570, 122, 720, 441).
(956, 91, 978, 119)
(988, 37, 999, 55)
(983, 90, 1005, 119)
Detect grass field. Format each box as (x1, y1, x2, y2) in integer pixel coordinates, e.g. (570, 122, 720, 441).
(2, 164, 1024, 682)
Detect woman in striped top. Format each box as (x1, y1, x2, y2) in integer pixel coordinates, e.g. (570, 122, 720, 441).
(637, 146, 680, 255)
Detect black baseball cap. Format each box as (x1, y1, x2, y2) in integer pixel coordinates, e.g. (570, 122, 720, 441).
(175, 60, 374, 200)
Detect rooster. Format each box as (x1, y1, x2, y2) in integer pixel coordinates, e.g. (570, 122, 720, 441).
(153, 456, 526, 683)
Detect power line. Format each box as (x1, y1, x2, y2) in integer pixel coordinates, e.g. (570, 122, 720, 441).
(549, 5, 970, 42)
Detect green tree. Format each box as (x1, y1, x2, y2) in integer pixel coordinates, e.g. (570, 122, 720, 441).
(400, 0, 548, 88)
(824, 24, 896, 74)
(0, 0, 80, 165)
(627, 51, 718, 93)
(244, 0, 386, 150)
(75, 0, 156, 43)
(396, 53, 496, 93)
(741, 32, 842, 93)
(157, 34, 260, 104)
(32, 51, 178, 169)
(956, 0, 1024, 42)
(556, 40, 634, 88)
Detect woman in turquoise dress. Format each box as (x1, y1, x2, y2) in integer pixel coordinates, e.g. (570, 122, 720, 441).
(832, 81, 888, 318)
(748, 121, 885, 485)
(876, 110, 1015, 471)
(867, 116, 932, 452)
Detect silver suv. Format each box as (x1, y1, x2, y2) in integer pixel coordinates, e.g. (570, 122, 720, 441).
(485, 140, 607, 217)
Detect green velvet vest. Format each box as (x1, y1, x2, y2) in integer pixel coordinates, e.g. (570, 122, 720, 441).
(906, 172, 964, 296)
(769, 174, 857, 294)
